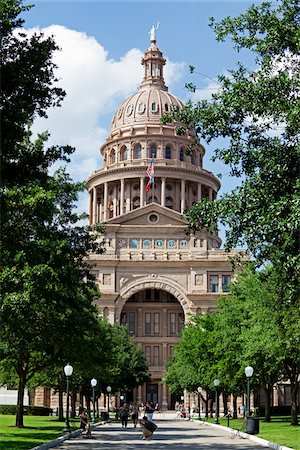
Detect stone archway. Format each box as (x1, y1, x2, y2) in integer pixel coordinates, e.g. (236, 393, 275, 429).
(115, 274, 192, 323)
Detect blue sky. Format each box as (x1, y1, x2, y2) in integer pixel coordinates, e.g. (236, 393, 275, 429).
(23, 0, 263, 243)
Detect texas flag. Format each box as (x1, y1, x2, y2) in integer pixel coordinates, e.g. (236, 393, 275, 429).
(146, 158, 155, 192)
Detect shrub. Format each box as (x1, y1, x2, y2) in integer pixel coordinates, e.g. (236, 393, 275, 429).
(0, 405, 52, 415)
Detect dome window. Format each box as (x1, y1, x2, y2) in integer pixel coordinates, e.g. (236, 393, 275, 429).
(151, 102, 158, 112)
(117, 107, 123, 119)
(166, 196, 173, 209)
(133, 183, 139, 191)
(133, 196, 140, 209)
(165, 145, 172, 159)
(138, 102, 145, 114)
(165, 103, 169, 112)
(121, 146, 129, 161)
(166, 184, 173, 191)
(126, 104, 133, 116)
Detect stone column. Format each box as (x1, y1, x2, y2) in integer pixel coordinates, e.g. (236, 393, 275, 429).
(198, 183, 202, 203)
(92, 186, 97, 224)
(209, 188, 213, 201)
(99, 203, 103, 222)
(161, 177, 166, 207)
(181, 179, 186, 213)
(120, 179, 125, 215)
(140, 177, 144, 207)
(88, 190, 93, 225)
(113, 185, 117, 218)
(137, 386, 142, 405)
(162, 383, 168, 411)
(103, 182, 108, 222)
(137, 308, 143, 337)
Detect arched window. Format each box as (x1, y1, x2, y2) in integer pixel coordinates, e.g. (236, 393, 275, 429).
(121, 146, 129, 161)
(150, 143, 157, 158)
(165, 145, 172, 159)
(191, 152, 197, 165)
(110, 149, 116, 165)
(133, 196, 140, 210)
(134, 144, 141, 159)
(179, 148, 184, 161)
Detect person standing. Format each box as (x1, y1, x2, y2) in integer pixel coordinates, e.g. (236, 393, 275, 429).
(145, 401, 154, 422)
(120, 403, 129, 428)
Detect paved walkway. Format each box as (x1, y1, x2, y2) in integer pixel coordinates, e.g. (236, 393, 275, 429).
(58, 417, 266, 449)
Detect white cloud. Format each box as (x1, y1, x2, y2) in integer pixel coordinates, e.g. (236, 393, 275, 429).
(22, 25, 184, 185)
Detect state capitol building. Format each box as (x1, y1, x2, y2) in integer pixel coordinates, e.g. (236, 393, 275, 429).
(85, 30, 238, 409)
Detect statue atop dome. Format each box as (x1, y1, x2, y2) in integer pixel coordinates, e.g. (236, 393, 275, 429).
(149, 22, 160, 42)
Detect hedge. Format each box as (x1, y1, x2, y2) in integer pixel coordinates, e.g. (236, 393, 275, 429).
(0, 405, 52, 415)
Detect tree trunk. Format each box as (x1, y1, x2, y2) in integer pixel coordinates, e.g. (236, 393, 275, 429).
(291, 381, 299, 426)
(263, 385, 272, 422)
(71, 391, 76, 418)
(58, 387, 64, 421)
(209, 398, 213, 418)
(233, 395, 238, 419)
(16, 371, 26, 427)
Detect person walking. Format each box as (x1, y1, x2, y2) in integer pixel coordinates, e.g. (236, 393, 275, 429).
(131, 402, 139, 428)
(145, 401, 154, 422)
(119, 403, 129, 428)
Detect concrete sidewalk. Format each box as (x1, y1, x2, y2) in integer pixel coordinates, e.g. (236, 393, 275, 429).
(56, 418, 269, 449)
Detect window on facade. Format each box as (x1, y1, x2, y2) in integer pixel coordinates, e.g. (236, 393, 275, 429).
(178, 313, 184, 333)
(134, 144, 141, 159)
(165, 103, 169, 112)
(146, 289, 151, 300)
(145, 313, 151, 335)
(179, 148, 184, 161)
(128, 312, 136, 335)
(150, 144, 157, 158)
(121, 313, 127, 325)
(169, 313, 176, 335)
(153, 346, 160, 366)
(145, 346, 151, 365)
(123, 147, 129, 160)
(210, 275, 219, 292)
(151, 102, 157, 112)
(165, 145, 171, 159)
(154, 313, 160, 335)
(166, 196, 173, 209)
(222, 275, 231, 292)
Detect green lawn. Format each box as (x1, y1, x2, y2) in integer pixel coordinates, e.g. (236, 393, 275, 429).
(193, 416, 300, 450)
(0, 415, 81, 450)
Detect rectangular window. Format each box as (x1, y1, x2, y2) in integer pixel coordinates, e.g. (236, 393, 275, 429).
(145, 346, 151, 365)
(145, 313, 151, 335)
(169, 312, 176, 335)
(222, 275, 231, 292)
(210, 275, 219, 292)
(178, 313, 184, 334)
(153, 346, 160, 366)
(128, 312, 136, 335)
(154, 313, 160, 335)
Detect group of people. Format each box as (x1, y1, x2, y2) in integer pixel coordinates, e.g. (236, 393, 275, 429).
(79, 401, 158, 440)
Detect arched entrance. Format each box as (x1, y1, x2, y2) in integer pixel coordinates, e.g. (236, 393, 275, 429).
(119, 287, 185, 409)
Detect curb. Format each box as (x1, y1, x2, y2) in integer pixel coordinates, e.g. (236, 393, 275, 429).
(30, 422, 104, 450)
(190, 419, 294, 450)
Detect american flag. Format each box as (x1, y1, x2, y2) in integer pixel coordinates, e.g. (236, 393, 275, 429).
(146, 158, 155, 192)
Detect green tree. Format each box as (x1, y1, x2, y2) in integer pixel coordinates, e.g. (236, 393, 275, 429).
(162, 0, 300, 303)
(0, 1, 104, 427)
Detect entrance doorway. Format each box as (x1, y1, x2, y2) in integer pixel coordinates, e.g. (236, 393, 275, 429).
(146, 383, 158, 403)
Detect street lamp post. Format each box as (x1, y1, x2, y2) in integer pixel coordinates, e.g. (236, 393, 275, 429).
(106, 386, 112, 419)
(91, 378, 97, 424)
(245, 366, 254, 418)
(213, 379, 220, 424)
(63, 363, 73, 433)
(197, 387, 202, 421)
(120, 395, 124, 407)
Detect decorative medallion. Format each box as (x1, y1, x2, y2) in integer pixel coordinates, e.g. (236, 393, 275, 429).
(167, 239, 176, 248)
(155, 239, 164, 248)
(143, 239, 152, 249)
(179, 239, 188, 248)
(130, 239, 140, 248)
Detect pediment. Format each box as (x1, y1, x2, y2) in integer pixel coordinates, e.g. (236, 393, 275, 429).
(107, 203, 188, 227)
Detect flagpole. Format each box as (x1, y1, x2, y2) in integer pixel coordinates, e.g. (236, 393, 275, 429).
(152, 153, 155, 203)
